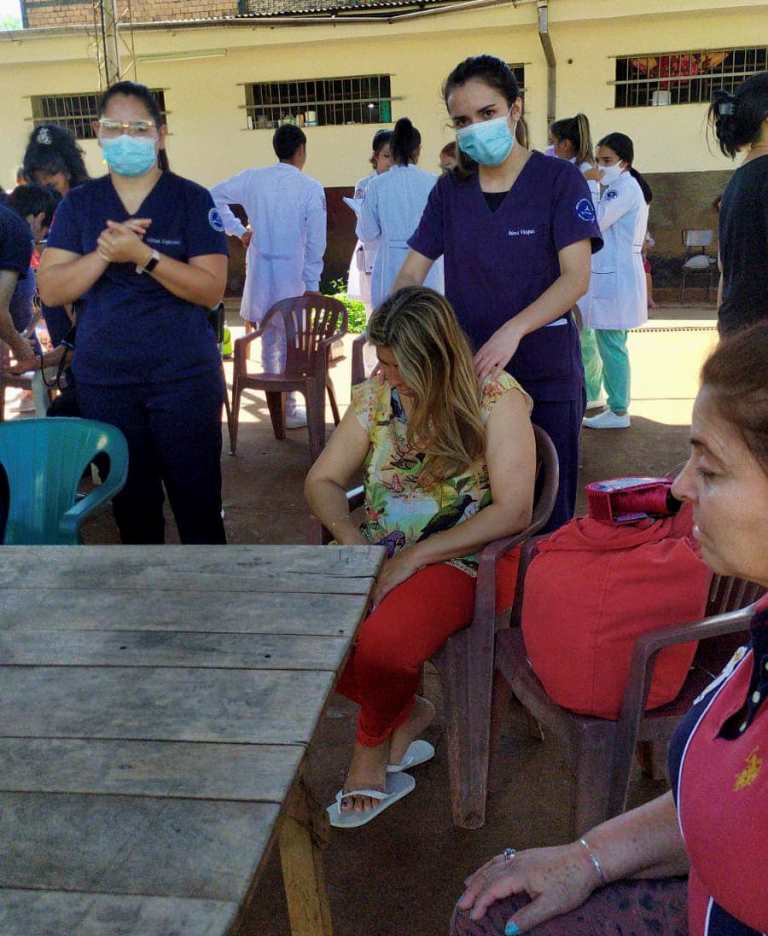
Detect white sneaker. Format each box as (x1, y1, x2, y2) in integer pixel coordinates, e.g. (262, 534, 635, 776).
(285, 409, 307, 430)
(583, 409, 630, 430)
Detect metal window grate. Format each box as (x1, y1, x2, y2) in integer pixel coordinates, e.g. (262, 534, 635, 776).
(509, 64, 526, 91)
(244, 75, 392, 129)
(31, 90, 168, 140)
(613, 47, 768, 108)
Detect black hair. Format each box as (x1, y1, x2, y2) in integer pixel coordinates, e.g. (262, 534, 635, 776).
(7, 183, 61, 227)
(442, 55, 528, 174)
(22, 124, 90, 189)
(708, 71, 768, 159)
(597, 131, 653, 204)
(390, 117, 421, 166)
(372, 128, 392, 152)
(550, 113, 594, 165)
(273, 124, 307, 161)
(99, 81, 169, 171)
(369, 129, 392, 169)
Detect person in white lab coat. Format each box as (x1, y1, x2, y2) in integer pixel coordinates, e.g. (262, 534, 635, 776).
(357, 117, 444, 309)
(211, 125, 327, 427)
(582, 132, 652, 430)
(347, 129, 393, 317)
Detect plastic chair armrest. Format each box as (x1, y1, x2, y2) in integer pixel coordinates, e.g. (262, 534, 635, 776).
(346, 486, 365, 510)
(58, 482, 122, 540)
(612, 602, 758, 777)
(351, 334, 367, 387)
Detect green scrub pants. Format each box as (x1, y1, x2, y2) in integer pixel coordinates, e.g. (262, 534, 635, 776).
(581, 328, 630, 414)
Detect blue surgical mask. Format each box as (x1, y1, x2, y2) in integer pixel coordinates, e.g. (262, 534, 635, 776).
(456, 113, 515, 166)
(101, 134, 157, 177)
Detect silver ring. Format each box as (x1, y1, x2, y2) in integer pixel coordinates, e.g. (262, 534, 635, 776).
(503, 847, 516, 863)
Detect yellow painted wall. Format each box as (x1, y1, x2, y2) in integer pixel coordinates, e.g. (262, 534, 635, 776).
(0, 0, 766, 190)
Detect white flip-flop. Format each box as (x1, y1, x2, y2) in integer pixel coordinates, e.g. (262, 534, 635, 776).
(386, 739, 435, 774)
(327, 772, 416, 829)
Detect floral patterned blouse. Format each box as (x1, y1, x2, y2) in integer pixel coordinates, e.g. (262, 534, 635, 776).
(351, 372, 532, 576)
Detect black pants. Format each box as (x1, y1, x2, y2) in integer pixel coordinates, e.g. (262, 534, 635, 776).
(76, 371, 226, 545)
(530, 394, 585, 534)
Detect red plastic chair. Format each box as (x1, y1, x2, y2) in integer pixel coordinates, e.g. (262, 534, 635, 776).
(230, 295, 348, 462)
(309, 424, 559, 828)
(493, 538, 765, 837)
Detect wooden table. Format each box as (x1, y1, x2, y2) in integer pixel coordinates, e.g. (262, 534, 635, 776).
(0, 544, 383, 936)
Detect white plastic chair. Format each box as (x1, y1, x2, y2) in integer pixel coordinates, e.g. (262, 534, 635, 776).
(681, 229, 717, 302)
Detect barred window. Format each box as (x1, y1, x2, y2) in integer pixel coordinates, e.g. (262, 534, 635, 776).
(614, 47, 768, 108)
(31, 90, 168, 140)
(244, 75, 392, 129)
(509, 64, 526, 91)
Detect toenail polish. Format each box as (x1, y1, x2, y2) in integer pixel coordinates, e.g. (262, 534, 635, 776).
(505, 923, 520, 936)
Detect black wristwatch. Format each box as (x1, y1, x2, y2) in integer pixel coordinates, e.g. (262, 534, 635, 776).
(136, 248, 161, 275)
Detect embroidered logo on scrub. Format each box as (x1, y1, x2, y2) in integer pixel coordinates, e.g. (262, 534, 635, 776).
(575, 198, 596, 222)
(606, 190, 619, 201)
(208, 208, 225, 233)
(734, 747, 762, 791)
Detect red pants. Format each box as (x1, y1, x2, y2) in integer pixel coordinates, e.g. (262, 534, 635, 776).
(336, 554, 519, 747)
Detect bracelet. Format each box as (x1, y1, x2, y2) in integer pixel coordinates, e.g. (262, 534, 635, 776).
(578, 837, 608, 886)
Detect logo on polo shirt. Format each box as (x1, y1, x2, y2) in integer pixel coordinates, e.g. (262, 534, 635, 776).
(208, 208, 225, 233)
(733, 747, 762, 791)
(575, 198, 596, 222)
(606, 190, 619, 201)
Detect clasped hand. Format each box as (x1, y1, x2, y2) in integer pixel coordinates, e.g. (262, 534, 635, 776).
(97, 218, 152, 265)
(371, 547, 423, 608)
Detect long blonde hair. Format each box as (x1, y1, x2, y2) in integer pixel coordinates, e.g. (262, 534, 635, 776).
(367, 287, 486, 479)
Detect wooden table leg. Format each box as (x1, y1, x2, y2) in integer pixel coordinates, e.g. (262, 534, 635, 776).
(279, 775, 333, 936)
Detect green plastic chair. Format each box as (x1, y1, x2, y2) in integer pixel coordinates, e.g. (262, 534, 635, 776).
(0, 418, 129, 545)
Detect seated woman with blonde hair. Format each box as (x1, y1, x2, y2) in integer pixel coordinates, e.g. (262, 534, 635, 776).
(305, 285, 536, 827)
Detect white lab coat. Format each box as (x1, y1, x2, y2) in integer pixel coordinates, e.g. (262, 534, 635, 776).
(347, 172, 378, 305)
(210, 163, 327, 324)
(572, 159, 599, 317)
(585, 171, 649, 331)
(357, 164, 444, 308)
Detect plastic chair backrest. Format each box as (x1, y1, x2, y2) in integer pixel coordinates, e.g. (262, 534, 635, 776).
(683, 229, 713, 249)
(261, 295, 348, 379)
(0, 417, 129, 544)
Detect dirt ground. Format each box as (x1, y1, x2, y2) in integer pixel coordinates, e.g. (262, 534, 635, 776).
(8, 300, 717, 936)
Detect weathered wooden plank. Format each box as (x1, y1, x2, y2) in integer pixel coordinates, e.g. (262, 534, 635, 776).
(0, 738, 303, 802)
(1, 588, 366, 637)
(0, 889, 237, 936)
(0, 629, 351, 671)
(0, 545, 383, 596)
(2, 667, 334, 744)
(0, 792, 278, 902)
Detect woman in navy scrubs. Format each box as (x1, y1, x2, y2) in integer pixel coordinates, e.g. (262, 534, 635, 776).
(39, 81, 228, 544)
(394, 56, 602, 530)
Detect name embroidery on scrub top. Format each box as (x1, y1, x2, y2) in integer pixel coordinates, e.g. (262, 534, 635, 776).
(508, 228, 537, 237)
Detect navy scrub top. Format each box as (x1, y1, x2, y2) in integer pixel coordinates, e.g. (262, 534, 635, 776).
(47, 172, 228, 386)
(409, 151, 602, 401)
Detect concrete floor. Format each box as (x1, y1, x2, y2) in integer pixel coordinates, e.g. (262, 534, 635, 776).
(7, 302, 718, 936)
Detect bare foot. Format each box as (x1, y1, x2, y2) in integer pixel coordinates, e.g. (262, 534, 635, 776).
(341, 739, 390, 814)
(389, 696, 436, 766)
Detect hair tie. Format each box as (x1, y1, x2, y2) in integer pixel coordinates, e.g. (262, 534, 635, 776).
(36, 127, 52, 145)
(717, 97, 736, 117)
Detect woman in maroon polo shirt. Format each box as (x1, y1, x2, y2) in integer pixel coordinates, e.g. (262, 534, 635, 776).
(453, 323, 768, 936)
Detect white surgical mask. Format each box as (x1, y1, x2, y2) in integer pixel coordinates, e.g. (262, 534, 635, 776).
(599, 162, 626, 186)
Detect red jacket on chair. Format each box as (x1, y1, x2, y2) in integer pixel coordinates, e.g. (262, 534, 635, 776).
(521, 503, 712, 719)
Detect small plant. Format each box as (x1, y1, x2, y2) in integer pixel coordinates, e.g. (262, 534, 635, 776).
(322, 277, 368, 334)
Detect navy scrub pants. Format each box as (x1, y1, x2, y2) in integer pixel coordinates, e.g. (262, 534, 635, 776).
(76, 370, 226, 545)
(530, 394, 585, 534)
